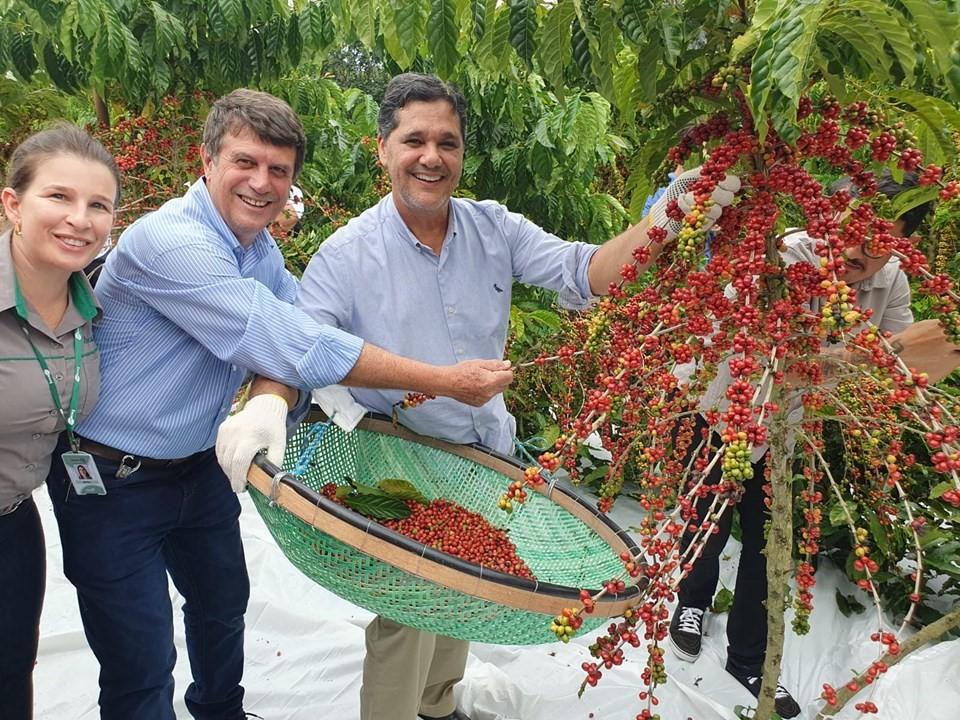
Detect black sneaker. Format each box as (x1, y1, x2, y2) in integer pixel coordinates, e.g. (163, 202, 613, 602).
(418, 712, 473, 720)
(727, 665, 802, 719)
(669, 604, 705, 661)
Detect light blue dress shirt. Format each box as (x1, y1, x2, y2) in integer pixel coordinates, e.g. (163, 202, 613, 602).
(296, 194, 599, 454)
(78, 179, 364, 458)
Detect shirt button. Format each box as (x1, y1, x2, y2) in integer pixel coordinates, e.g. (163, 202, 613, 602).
(49, 409, 57, 416)
(456, 347, 464, 355)
(447, 306, 455, 315)
(25, 464, 35, 471)
(54, 373, 64, 381)
(32, 433, 42, 440)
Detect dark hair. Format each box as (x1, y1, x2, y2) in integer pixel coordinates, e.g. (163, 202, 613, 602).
(377, 73, 467, 141)
(830, 169, 932, 237)
(4, 123, 121, 205)
(203, 89, 306, 178)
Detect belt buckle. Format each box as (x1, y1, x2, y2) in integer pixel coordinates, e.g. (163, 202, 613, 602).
(115, 454, 142, 479)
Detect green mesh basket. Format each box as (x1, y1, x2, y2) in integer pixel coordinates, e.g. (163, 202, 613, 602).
(247, 413, 642, 645)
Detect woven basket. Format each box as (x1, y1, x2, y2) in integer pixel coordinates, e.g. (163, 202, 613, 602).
(246, 412, 643, 645)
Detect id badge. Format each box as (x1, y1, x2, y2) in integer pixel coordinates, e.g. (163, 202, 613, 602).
(61, 452, 107, 496)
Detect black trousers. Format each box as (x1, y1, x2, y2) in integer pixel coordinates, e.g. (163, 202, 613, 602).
(676, 415, 770, 675)
(0, 497, 46, 720)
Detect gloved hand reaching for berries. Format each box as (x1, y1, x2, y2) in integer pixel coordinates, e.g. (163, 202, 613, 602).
(648, 167, 741, 241)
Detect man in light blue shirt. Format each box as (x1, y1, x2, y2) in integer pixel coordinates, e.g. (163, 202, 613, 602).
(220, 74, 739, 720)
(44, 88, 512, 720)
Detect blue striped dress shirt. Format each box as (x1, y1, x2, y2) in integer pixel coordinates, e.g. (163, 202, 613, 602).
(78, 179, 363, 458)
(296, 194, 598, 454)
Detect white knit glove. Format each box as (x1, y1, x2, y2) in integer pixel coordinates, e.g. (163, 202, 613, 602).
(648, 167, 741, 241)
(311, 385, 367, 431)
(215, 394, 289, 493)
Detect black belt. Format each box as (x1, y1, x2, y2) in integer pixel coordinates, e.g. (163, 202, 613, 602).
(76, 436, 209, 469)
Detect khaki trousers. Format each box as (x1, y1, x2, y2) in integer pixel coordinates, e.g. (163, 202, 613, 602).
(360, 615, 470, 720)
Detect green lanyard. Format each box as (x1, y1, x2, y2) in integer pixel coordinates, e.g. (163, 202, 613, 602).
(14, 301, 85, 454)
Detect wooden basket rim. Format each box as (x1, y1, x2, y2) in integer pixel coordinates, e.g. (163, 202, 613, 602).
(247, 412, 645, 617)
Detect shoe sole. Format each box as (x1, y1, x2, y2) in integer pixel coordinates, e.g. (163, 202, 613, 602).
(669, 613, 706, 663)
(669, 635, 701, 662)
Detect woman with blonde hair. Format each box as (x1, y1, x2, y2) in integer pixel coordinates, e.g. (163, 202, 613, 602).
(0, 123, 120, 719)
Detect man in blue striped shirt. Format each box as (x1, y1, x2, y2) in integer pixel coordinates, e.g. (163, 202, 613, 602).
(219, 74, 740, 720)
(44, 89, 513, 720)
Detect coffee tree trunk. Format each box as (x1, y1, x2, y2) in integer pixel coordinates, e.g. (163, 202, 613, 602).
(758, 413, 794, 720)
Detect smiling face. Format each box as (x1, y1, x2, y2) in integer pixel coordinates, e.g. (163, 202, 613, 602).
(377, 100, 464, 226)
(201, 127, 297, 246)
(2, 152, 116, 275)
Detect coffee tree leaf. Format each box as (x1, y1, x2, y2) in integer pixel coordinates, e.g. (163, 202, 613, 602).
(343, 492, 412, 520)
(378, 478, 430, 504)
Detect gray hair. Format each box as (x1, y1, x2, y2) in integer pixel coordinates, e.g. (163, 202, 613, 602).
(203, 89, 306, 178)
(377, 73, 467, 141)
(4, 123, 121, 204)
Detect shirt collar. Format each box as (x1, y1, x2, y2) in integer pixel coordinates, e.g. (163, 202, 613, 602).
(1, 228, 100, 325)
(382, 193, 458, 253)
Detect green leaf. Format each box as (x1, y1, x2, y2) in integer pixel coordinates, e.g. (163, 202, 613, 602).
(821, 22, 891, 79)
(889, 185, 942, 220)
(10, 31, 38, 81)
(899, 0, 958, 85)
(889, 87, 960, 131)
(537, 0, 574, 95)
(342, 492, 412, 519)
(712, 587, 734, 613)
(349, 0, 378, 47)
(658, 4, 682, 68)
(76, 0, 100, 39)
(867, 512, 890, 557)
(99, 0, 126, 64)
(507, 0, 536, 68)
(931, 481, 954, 499)
(150, 2, 187, 58)
(619, 0, 652, 48)
(828, 502, 848, 527)
(748, 2, 825, 142)
(210, 0, 244, 36)
(300, 1, 333, 52)
(428, 0, 459, 78)
(43, 42, 83, 93)
(529, 141, 553, 183)
(846, 0, 916, 83)
(471, 0, 486, 40)
(570, 16, 592, 82)
(633, 40, 660, 104)
(377, 478, 430, 504)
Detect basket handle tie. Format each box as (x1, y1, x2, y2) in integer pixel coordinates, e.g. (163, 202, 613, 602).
(513, 436, 559, 497)
(291, 414, 337, 477)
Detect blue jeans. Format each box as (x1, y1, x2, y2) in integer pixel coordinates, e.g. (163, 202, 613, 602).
(0, 497, 45, 720)
(46, 436, 250, 720)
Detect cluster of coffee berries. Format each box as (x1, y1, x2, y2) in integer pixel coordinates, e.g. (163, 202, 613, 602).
(398, 392, 435, 409)
(721, 436, 753, 482)
(320, 484, 535, 579)
(499, 465, 548, 513)
(551, 607, 583, 642)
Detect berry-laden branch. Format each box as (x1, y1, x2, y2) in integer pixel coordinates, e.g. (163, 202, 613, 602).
(500, 80, 960, 720)
(817, 603, 960, 718)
